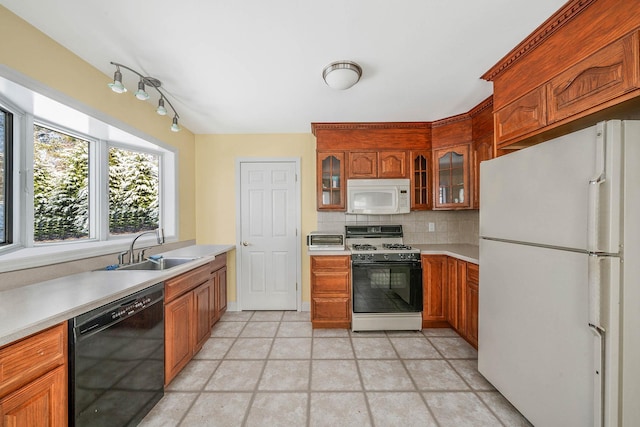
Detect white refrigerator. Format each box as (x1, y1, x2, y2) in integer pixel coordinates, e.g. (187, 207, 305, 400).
(479, 120, 640, 427)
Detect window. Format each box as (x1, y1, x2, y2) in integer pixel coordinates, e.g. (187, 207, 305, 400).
(0, 107, 11, 246)
(109, 146, 159, 235)
(0, 72, 177, 270)
(33, 124, 90, 243)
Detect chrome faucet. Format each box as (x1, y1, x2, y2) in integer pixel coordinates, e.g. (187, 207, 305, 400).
(127, 228, 164, 265)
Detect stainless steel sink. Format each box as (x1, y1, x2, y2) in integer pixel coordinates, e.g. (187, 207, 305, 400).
(116, 257, 199, 271)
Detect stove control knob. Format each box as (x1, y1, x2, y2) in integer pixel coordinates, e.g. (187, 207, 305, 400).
(399, 253, 405, 259)
(383, 254, 389, 260)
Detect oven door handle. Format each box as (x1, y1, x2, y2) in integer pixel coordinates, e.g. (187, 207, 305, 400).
(351, 262, 422, 269)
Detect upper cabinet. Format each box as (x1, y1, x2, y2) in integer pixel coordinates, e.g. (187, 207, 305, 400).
(410, 150, 431, 210)
(484, 0, 640, 151)
(433, 144, 471, 209)
(312, 123, 430, 211)
(348, 151, 407, 179)
(317, 151, 345, 210)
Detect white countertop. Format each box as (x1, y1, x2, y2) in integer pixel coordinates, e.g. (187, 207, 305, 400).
(0, 244, 234, 347)
(413, 244, 479, 264)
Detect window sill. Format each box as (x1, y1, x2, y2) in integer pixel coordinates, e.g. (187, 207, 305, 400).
(0, 237, 173, 273)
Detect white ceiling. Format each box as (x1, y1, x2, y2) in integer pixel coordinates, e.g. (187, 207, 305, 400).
(1, 0, 567, 135)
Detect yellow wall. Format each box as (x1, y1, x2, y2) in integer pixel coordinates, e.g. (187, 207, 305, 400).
(195, 134, 317, 304)
(0, 6, 197, 240)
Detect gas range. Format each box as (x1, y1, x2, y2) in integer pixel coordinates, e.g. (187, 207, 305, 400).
(346, 225, 420, 262)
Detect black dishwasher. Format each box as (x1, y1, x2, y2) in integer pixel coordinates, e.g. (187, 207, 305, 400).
(69, 282, 164, 427)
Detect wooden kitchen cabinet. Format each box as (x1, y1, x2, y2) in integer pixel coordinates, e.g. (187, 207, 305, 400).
(317, 151, 346, 211)
(446, 257, 466, 334)
(433, 144, 472, 209)
(547, 31, 640, 124)
(348, 151, 407, 179)
(465, 263, 480, 348)
(209, 253, 228, 327)
(410, 151, 432, 210)
(164, 264, 212, 385)
(421, 255, 448, 327)
(310, 255, 351, 328)
(0, 323, 67, 426)
(494, 86, 547, 147)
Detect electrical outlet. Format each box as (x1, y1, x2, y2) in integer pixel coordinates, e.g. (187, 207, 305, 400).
(428, 222, 435, 232)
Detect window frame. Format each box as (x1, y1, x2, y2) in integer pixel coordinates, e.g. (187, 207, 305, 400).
(0, 106, 13, 246)
(0, 71, 179, 273)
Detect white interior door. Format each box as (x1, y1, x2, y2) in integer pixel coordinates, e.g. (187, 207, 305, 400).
(239, 161, 299, 310)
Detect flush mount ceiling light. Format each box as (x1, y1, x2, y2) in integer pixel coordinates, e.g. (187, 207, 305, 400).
(108, 62, 181, 132)
(322, 60, 362, 90)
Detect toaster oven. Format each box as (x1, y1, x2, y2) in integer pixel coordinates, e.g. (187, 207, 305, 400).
(306, 232, 345, 251)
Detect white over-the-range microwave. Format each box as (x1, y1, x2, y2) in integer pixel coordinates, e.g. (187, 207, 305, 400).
(347, 178, 410, 215)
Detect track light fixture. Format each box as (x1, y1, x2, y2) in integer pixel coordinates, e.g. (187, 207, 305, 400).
(108, 62, 181, 132)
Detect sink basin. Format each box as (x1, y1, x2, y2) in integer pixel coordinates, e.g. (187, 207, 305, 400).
(116, 257, 199, 271)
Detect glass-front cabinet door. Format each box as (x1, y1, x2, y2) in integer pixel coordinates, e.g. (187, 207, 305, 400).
(317, 151, 345, 210)
(410, 150, 431, 210)
(434, 144, 471, 209)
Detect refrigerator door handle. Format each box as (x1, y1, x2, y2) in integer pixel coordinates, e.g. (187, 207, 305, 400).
(587, 125, 606, 253)
(588, 254, 605, 427)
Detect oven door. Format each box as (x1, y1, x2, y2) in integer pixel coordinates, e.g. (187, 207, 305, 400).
(352, 261, 423, 313)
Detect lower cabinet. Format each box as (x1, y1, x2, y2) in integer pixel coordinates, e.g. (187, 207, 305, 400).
(209, 253, 228, 327)
(422, 255, 479, 349)
(0, 323, 67, 426)
(164, 264, 212, 386)
(310, 255, 351, 328)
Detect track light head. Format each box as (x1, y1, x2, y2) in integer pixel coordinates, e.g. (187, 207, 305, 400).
(134, 78, 150, 101)
(156, 98, 167, 116)
(170, 116, 180, 132)
(108, 68, 127, 93)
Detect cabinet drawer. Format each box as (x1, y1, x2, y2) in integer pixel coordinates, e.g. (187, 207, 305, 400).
(311, 256, 350, 269)
(495, 86, 547, 145)
(467, 263, 479, 286)
(209, 253, 227, 273)
(311, 271, 350, 294)
(165, 264, 211, 303)
(547, 32, 640, 123)
(312, 298, 351, 321)
(0, 323, 66, 396)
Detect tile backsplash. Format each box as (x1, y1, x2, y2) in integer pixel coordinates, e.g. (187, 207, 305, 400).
(317, 211, 479, 245)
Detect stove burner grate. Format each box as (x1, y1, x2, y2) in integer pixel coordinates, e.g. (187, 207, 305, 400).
(351, 244, 377, 251)
(382, 243, 413, 250)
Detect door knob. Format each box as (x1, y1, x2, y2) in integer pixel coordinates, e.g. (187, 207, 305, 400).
(242, 241, 250, 246)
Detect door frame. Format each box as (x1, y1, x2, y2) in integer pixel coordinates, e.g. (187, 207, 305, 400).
(234, 157, 302, 311)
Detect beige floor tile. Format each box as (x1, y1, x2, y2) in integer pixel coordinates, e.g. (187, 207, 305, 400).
(423, 392, 501, 426)
(277, 321, 313, 337)
(205, 360, 265, 391)
(250, 311, 284, 321)
(166, 360, 219, 391)
(405, 360, 468, 390)
(429, 337, 478, 358)
(311, 360, 361, 391)
(358, 360, 415, 391)
(220, 311, 254, 321)
(351, 337, 397, 359)
(478, 391, 533, 426)
(313, 328, 350, 337)
(181, 392, 252, 426)
(258, 360, 310, 391)
(240, 321, 279, 337)
(269, 337, 312, 359)
(246, 392, 308, 427)
(351, 330, 387, 337)
(211, 321, 246, 337)
(139, 392, 198, 426)
(389, 337, 441, 359)
(193, 337, 235, 359)
(367, 392, 437, 426)
(226, 338, 273, 359)
(449, 359, 495, 391)
(312, 337, 354, 359)
(309, 392, 372, 427)
(282, 311, 311, 322)
(385, 330, 425, 337)
(422, 328, 459, 337)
